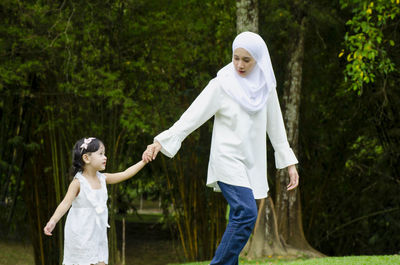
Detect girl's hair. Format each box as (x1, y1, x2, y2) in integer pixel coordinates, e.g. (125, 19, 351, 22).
(71, 137, 104, 176)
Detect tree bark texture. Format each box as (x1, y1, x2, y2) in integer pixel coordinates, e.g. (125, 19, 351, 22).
(242, 196, 287, 258)
(236, 0, 259, 33)
(239, 1, 322, 256)
(275, 17, 321, 256)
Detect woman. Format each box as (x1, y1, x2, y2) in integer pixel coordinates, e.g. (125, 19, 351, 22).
(143, 31, 299, 265)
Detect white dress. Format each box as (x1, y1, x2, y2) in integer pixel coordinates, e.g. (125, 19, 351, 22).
(155, 78, 298, 199)
(63, 172, 109, 265)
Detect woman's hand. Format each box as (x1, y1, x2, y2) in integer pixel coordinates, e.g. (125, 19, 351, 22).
(43, 220, 56, 236)
(142, 141, 162, 163)
(287, 164, 299, 191)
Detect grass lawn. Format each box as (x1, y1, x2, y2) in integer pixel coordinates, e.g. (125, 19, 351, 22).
(1, 240, 399, 265)
(0, 240, 34, 265)
(169, 255, 400, 265)
(2, 212, 398, 265)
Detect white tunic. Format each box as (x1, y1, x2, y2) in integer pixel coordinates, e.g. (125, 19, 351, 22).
(63, 172, 109, 265)
(155, 78, 298, 199)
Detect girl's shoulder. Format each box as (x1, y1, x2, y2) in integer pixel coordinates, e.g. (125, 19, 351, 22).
(96, 171, 107, 182)
(70, 178, 80, 187)
(71, 172, 85, 192)
(73, 172, 84, 183)
(67, 178, 80, 194)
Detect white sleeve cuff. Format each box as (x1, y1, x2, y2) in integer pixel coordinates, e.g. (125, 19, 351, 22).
(273, 143, 298, 169)
(154, 130, 182, 158)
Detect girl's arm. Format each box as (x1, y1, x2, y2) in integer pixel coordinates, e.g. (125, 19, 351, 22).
(104, 160, 146, 184)
(43, 179, 80, 236)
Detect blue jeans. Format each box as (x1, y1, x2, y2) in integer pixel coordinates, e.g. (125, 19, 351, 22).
(210, 181, 258, 265)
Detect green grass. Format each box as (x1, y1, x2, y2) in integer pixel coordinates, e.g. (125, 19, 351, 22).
(2, 238, 399, 265)
(169, 255, 400, 265)
(0, 241, 34, 265)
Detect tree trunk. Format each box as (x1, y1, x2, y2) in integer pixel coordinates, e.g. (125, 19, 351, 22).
(237, 0, 291, 259)
(275, 17, 306, 246)
(236, 0, 258, 33)
(240, 3, 322, 260)
(242, 196, 287, 258)
(274, 17, 321, 256)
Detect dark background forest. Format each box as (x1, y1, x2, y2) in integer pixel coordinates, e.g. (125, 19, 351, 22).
(0, 0, 399, 264)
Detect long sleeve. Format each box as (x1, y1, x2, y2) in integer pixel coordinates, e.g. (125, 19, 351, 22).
(266, 89, 298, 169)
(155, 79, 222, 158)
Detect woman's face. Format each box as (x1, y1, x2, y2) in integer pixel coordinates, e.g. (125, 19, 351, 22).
(233, 48, 256, 77)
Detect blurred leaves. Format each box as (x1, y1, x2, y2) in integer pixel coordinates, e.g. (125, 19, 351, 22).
(340, 0, 400, 93)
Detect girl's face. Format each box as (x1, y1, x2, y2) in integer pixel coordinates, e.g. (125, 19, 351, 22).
(85, 144, 107, 171)
(233, 48, 256, 77)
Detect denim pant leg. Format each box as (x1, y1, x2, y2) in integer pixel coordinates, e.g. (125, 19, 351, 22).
(210, 181, 258, 265)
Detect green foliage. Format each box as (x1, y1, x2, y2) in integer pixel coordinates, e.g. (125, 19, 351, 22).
(0, 0, 236, 263)
(294, 0, 400, 257)
(340, 0, 400, 93)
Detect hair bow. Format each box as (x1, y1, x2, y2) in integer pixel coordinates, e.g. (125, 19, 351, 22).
(80, 137, 95, 152)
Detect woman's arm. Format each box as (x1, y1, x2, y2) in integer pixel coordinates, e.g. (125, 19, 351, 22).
(266, 89, 299, 190)
(266, 89, 298, 169)
(104, 160, 147, 184)
(143, 79, 222, 162)
(43, 179, 80, 236)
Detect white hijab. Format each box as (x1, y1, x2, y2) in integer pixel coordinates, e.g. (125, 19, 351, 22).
(217, 31, 276, 113)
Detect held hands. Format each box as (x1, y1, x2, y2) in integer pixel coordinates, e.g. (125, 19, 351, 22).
(43, 220, 56, 236)
(142, 141, 162, 163)
(287, 164, 299, 191)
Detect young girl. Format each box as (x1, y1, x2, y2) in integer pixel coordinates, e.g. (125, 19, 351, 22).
(44, 137, 146, 265)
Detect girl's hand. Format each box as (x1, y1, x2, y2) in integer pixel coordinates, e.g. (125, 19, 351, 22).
(43, 220, 56, 236)
(287, 164, 299, 191)
(142, 141, 162, 163)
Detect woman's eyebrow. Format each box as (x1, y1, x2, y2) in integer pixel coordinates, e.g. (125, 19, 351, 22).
(234, 55, 252, 59)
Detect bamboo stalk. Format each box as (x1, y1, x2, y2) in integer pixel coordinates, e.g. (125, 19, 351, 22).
(47, 108, 64, 259)
(34, 178, 45, 265)
(161, 156, 189, 259)
(1, 103, 23, 203)
(122, 217, 126, 265)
